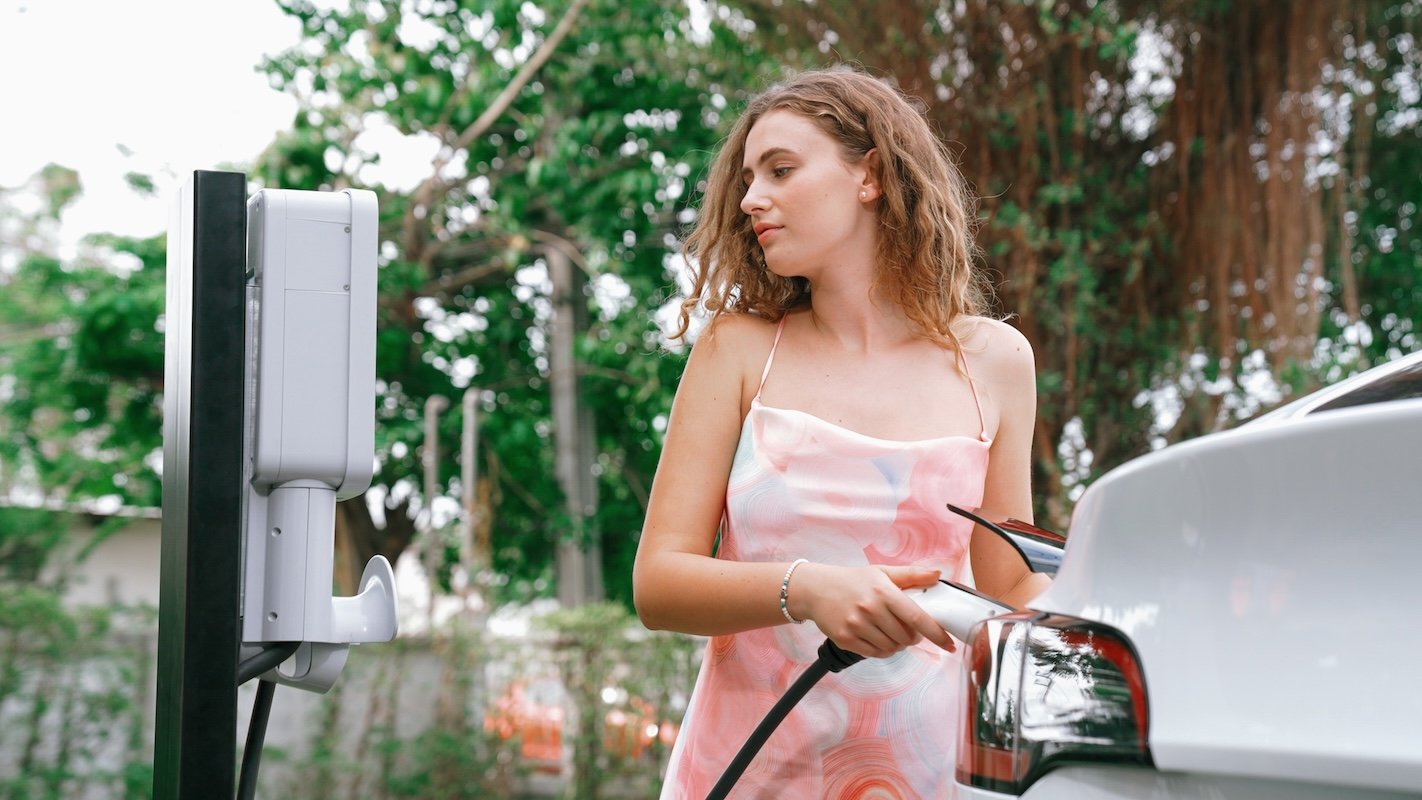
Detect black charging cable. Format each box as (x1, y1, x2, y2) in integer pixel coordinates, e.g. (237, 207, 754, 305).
(235, 642, 300, 800)
(704, 506, 1052, 798)
(705, 639, 865, 800)
(237, 641, 300, 685)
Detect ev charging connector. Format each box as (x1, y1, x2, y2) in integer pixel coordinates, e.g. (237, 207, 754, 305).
(239, 188, 397, 693)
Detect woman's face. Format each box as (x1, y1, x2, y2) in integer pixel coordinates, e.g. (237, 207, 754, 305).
(739, 109, 876, 279)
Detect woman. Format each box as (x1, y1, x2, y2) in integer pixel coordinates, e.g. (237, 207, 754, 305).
(633, 66, 1048, 798)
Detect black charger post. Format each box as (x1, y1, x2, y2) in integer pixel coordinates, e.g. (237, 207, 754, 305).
(155, 170, 249, 797)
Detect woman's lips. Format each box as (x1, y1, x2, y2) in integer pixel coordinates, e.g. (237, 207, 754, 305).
(755, 224, 782, 243)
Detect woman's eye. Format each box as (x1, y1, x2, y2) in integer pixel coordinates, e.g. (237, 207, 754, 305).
(774, 167, 792, 178)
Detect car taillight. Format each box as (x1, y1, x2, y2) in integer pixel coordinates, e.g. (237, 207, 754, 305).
(956, 612, 1152, 793)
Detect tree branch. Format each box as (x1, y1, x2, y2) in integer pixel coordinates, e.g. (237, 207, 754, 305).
(450, 0, 591, 155)
(405, 0, 592, 268)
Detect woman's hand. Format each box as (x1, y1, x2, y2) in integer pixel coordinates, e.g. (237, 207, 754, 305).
(790, 563, 957, 659)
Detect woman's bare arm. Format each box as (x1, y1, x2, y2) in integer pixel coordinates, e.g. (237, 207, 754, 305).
(969, 320, 1052, 608)
(633, 314, 791, 635)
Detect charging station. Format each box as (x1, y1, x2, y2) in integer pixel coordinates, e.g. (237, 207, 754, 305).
(155, 171, 397, 798)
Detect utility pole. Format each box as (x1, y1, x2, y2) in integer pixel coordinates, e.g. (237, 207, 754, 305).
(423, 394, 449, 631)
(460, 386, 487, 615)
(547, 244, 603, 607)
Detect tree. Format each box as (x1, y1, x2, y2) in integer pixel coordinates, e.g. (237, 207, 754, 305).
(0, 166, 167, 512)
(1318, 2, 1422, 368)
(253, 0, 779, 602)
(726, 0, 1422, 524)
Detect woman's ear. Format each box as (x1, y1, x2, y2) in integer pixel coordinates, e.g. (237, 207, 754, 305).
(859, 148, 882, 202)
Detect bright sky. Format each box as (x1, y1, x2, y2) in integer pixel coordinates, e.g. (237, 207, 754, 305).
(0, 0, 303, 244)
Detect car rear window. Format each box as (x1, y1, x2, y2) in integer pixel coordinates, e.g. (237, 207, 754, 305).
(1310, 361, 1422, 414)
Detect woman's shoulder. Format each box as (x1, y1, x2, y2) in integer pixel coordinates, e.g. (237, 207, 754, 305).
(706, 310, 781, 336)
(683, 312, 782, 412)
(959, 315, 1032, 348)
(955, 316, 1035, 383)
(696, 311, 780, 354)
(686, 311, 780, 372)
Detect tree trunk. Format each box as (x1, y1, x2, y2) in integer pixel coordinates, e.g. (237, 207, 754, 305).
(335, 496, 417, 595)
(549, 244, 604, 606)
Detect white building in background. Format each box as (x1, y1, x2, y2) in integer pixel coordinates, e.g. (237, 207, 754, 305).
(13, 496, 458, 626)
(4, 499, 164, 610)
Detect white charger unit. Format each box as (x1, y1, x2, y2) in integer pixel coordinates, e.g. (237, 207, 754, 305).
(240, 188, 397, 692)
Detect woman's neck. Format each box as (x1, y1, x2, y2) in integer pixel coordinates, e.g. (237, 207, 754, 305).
(802, 281, 917, 354)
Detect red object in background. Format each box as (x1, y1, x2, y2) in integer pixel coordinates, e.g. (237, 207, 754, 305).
(485, 678, 681, 770)
(485, 679, 565, 770)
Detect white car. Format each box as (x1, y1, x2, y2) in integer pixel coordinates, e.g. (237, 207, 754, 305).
(956, 350, 1422, 799)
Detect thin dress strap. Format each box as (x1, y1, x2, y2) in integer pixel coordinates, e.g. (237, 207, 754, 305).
(956, 348, 991, 443)
(754, 316, 789, 401)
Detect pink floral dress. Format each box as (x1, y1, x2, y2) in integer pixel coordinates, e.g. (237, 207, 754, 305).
(660, 317, 991, 799)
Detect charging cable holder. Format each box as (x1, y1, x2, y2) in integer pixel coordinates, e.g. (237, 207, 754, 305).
(238, 188, 396, 693)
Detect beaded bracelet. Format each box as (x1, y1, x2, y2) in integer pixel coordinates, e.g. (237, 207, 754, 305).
(779, 558, 809, 624)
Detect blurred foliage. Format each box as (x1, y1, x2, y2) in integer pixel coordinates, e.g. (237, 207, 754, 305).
(260, 610, 697, 798)
(0, 171, 166, 511)
(0, 599, 695, 798)
(539, 602, 644, 798)
(538, 602, 699, 798)
(251, 0, 781, 603)
(0, 0, 1417, 609)
(1317, 2, 1422, 368)
(0, 507, 67, 583)
(0, 602, 156, 798)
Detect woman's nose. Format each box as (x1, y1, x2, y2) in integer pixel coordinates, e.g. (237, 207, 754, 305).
(740, 182, 768, 215)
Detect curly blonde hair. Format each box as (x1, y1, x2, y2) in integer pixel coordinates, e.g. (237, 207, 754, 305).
(674, 66, 989, 345)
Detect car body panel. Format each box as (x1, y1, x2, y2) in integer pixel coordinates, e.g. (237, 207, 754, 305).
(1026, 378, 1422, 794)
(1248, 355, 1422, 425)
(960, 765, 1422, 800)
